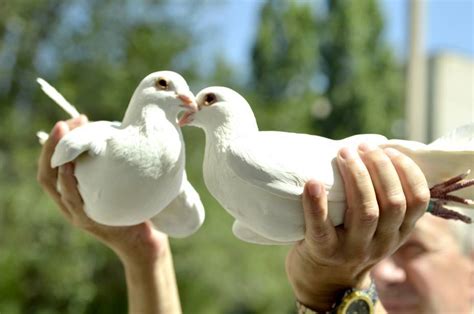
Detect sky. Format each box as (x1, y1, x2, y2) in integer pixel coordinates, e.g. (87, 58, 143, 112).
(203, 0, 474, 76)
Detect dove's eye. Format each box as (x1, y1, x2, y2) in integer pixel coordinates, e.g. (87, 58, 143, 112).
(155, 78, 169, 90)
(203, 93, 217, 106)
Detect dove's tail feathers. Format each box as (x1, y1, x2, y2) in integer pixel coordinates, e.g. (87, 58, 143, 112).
(37, 78, 80, 118)
(381, 125, 474, 220)
(37, 131, 49, 145)
(151, 179, 205, 238)
(429, 123, 474, 150)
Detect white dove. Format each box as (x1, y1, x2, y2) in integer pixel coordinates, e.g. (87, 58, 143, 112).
(38, 71, 205, 238)
(180, 86, 473, 245)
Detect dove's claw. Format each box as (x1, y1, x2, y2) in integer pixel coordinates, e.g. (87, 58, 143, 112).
(427, 170, 473, 224)
(443, 194, 474, 206)
(433, 178, 474, 196)
(430, 170, 474, 203)
(427, 200, 472, 223)
(430, 169, 471, 192)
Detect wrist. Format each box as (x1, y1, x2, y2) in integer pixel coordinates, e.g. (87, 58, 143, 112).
(287, 250, 371, 311)
(121, 238, 182, 314)
(296, 279, 379, 314)
(293, 274, 371, 311)
(118, 238, 170, 270)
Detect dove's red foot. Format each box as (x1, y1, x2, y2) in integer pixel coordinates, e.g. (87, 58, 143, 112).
(427, 200, 472, 223)
(427, 170, 474, 224)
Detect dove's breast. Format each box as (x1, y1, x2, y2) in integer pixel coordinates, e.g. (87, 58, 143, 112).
(75, 124, 185, 226)
(108, 125, 184, 178)
(203, 146, 315, 242)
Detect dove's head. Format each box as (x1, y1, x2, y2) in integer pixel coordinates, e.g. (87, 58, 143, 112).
(132, 71, 197, 115)
(180, 87, 258, 134)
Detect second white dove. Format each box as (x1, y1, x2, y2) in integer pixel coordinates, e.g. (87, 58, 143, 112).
(181, 86, 473, 245)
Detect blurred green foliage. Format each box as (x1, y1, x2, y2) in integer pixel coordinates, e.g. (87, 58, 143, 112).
(0, 0, 403, 313)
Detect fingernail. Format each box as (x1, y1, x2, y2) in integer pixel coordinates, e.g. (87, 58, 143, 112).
(358, 142, 378, 153)
(308, 181, 322, 198)
(339, 147, 357, 160)
(384, 148, 401, 157)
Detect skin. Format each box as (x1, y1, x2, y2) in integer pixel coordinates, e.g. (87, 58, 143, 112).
(286, 143, 431, 313)
(37, 116, 181, 314)
(372, 214, 474, 314)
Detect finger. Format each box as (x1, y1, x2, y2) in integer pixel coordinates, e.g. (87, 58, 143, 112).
(37, 115, 86, 190)
(57, 163, 85, 218)
(337, 147, 378, 249)
(358, 143, 406, 238)
(37, 122, 69, 186)
(37, 122, 71, 213)
(384, 148, 430, 235)
(302, 180, 338, 251)
(41, 180, 72, 221)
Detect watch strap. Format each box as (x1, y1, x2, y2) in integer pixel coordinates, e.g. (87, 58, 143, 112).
(295, 279, 378, 314)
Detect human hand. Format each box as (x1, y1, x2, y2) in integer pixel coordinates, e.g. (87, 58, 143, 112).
(37, 116, 169, 266)
(286, 143, 430, 311)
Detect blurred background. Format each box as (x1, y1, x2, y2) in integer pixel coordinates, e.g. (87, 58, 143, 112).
(0, 0, 472, 313)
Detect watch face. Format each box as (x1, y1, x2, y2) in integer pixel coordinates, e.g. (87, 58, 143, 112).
(346, 299, 370, 314)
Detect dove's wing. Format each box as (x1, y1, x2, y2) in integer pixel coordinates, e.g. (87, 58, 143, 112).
(151, 174, 205, 238)
(227, 131, 389, 202)
(226, 132, 343, 201)
(51, 121, 120, 168)
(232, 220, 294, 245)
(37, 78, 80, 118)
(36, 78, 81, 144)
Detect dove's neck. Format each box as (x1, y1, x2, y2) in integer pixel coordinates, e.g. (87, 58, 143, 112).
(122, 102, 179, 130)
(204, 120, 259, 153)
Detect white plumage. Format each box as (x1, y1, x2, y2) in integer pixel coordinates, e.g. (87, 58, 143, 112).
(39, 71, 205, 238)
(184, 86, 473, 245)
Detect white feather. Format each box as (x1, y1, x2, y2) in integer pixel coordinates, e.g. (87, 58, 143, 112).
(151, 174, 205, 238)
(36, 131, 49, 145)
(37, 78, 80, 118)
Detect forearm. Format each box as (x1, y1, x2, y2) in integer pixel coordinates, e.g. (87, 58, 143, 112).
(122, 239, 181, 314)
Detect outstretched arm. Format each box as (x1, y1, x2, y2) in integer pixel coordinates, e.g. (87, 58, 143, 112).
(37, 116, 181, 314)
(286, 144, 430, 313)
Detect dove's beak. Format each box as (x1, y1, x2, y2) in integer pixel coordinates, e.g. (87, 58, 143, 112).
(177, 92, 198, 112)
(179, 110, 195, 127)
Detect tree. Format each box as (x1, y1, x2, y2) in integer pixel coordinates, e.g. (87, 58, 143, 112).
(317, 0, 404, 138)
(250, 0, 404, 139)
(251, 0, 319, 104)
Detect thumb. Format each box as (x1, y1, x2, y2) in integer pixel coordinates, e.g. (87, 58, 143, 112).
(302, 180, 337, 249)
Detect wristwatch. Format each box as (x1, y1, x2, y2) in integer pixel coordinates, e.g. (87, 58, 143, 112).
(296, 279, 378, 314)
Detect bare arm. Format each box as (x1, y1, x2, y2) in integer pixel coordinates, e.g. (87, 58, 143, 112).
(286, 143, 430, 313)
(122, 236, 181, 314)
(37, 117, 181, 314)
